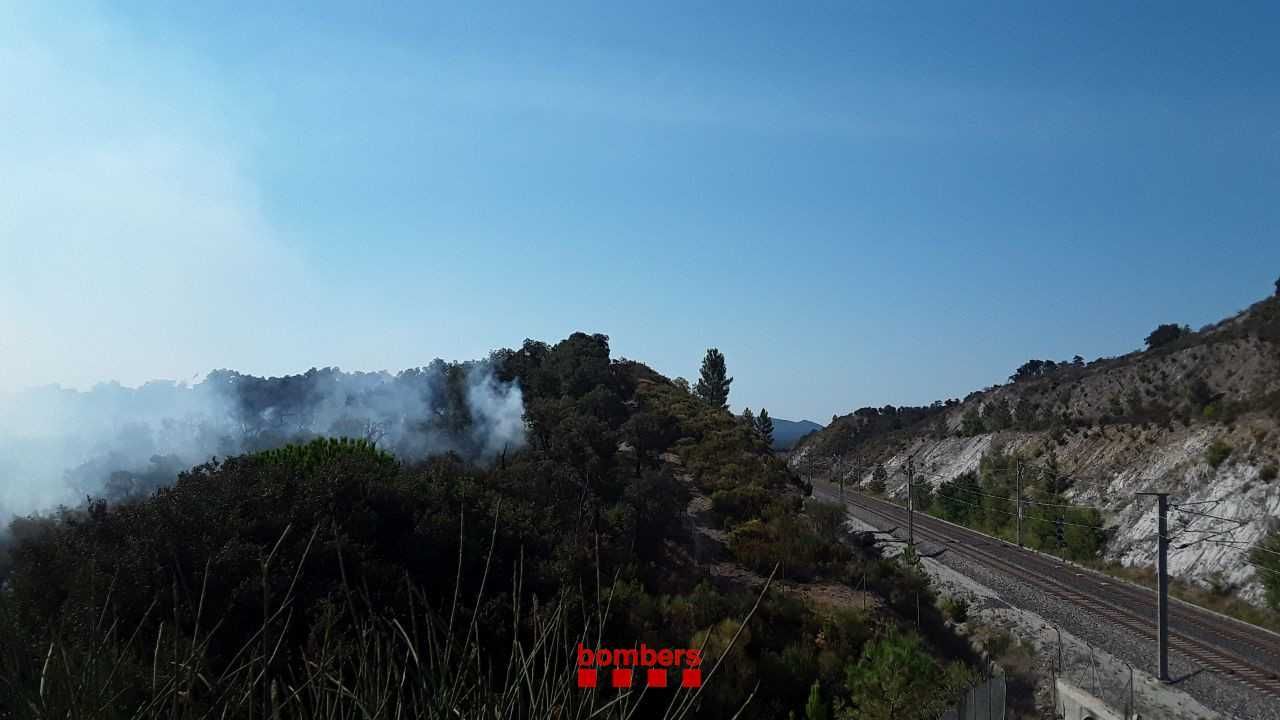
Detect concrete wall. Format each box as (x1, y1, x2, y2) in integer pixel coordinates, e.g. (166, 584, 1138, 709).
(1056, 677, 1128, 720)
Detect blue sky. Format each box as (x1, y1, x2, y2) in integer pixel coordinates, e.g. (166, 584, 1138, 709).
(2, 2, 1278, 422)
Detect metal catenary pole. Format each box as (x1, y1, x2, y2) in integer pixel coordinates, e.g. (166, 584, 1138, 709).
(837, 455, 844, 502)
(1015, 462, 1024, 548)
(1137, 491, 1171, 682)
(1157, 493, 1170, 682)
(906, 456, 915, 548)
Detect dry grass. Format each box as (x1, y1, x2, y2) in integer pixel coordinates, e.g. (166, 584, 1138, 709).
(1094, 561, 1280, 634)
(0, 519, 778, 720)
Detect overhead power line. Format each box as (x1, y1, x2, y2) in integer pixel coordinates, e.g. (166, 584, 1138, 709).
(944, 485, 1106, 511)
(930, 490, 1106, 530)
(1170, 537, 1280, 578)
(1167, 531, 1280, 562)
(1172, 498, 1230, 507)
(1171, 507, 1250, 525)
(1201, 538, 1280, 560)
(1242, 558, 1280, 578)
(911, 467, 1108, 511)
(1169, 526, 1241, 547)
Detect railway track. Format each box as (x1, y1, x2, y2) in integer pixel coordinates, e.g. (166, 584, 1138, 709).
(821, 486, 1280, 701)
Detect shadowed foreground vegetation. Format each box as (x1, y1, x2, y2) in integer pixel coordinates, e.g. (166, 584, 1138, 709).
(1, 334, 984, 719)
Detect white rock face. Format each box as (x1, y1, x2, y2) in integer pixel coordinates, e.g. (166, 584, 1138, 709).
(794, 420, 1280, 604)
(792, 298, 1280, 604)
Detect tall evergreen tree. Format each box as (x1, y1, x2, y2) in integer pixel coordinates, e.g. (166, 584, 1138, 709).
(755, 408, 774, 446)
(693, 348, 733, 409)
(741, 407, 755, 427)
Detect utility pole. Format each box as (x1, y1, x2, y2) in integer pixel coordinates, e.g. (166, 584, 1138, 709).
(1157, 493, 1170, 683)
(1138, 491, 1170, 682)
(1016, 462, 1024, 548)
(836, 455, 844, 502)
(906, 456, 915, 548)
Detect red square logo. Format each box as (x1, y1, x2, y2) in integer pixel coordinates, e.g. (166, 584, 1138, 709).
(681, 668, 701, 688)
(646, 668, 667, 687)
(577, 668, 597, 688)
(611, 668, 633, 688)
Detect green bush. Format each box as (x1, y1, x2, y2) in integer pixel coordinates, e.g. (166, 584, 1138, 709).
(1260, 464, 1278, 482)
(959, 406, 985, 436)
(1206, 439, 1233, 468)
(1252, 531, 1280, 611)
(921, 449, 1106, 563)
(807, 500, 848, 543)
(940, 596, 970, 624)
(841, 629, 963, 720)
(867, 465, 888, 494)
(805, 680, 829, 720)
(728, 512, 851, 582)
(712, 484, 770, 526)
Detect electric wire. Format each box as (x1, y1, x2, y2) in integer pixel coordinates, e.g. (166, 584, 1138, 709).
(929, 490, 1107, 530)
(909, 467, 1109, 511)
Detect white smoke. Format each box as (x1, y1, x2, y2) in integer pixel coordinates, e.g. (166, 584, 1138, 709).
(467, 369, 527, 457)
(0, 364, 526, 527)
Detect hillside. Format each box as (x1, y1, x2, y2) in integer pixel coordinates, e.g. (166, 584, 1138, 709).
(0, 334, 983, 720)
(770, 418, 824, 450)
(791, 293, 1280, 607)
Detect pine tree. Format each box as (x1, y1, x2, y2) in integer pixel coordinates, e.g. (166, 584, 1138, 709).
(742, 407, 755, 427)
(693, 348, 733, 410)
(755, 408, 774, 446)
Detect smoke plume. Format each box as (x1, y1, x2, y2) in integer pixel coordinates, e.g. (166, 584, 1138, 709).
(0, 361, 525, 527)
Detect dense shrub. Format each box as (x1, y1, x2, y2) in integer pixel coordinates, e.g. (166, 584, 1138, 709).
(940, 596, 970, 624)
(926, 449, 1106, 562)
(713, 484, 770, 526)
(1252, 531, 1280, 611)
(807, 500, 849, 544)
(867, 465, 888, 494)
(1, 333, 979, 719)
(1206, 439, 1233, 468)
(1145, 323, 1190, 350)
(841, 628, 974, 720)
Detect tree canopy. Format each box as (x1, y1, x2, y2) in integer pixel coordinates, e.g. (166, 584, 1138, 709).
(1144, 323, 1190, 350)
(755, 408, 775, 446)
(1009, 359, 1059, 382)
(0, 332, 982, 719)
(694, 347, 733, 410)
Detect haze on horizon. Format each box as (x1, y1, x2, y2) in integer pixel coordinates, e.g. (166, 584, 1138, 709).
(2, 2, 1278, 422)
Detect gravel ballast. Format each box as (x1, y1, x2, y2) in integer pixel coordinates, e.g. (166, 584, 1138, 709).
(831, 489, 1279, 720)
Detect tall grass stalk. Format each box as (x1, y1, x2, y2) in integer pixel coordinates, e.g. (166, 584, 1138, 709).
(0, 511, 772, 720)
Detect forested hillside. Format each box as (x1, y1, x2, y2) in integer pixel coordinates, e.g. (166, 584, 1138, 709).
(0, 333, 984, 719)
(792, 290, 1280, 614)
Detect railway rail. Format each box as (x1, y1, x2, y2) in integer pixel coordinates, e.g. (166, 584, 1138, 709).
(818, 485, 1280, 701)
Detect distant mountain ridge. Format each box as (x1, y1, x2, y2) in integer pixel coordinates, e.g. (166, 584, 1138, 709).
(770, 418, 824, 449)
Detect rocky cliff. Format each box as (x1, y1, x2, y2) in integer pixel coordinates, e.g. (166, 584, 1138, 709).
(791, 294, 1280, 604)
